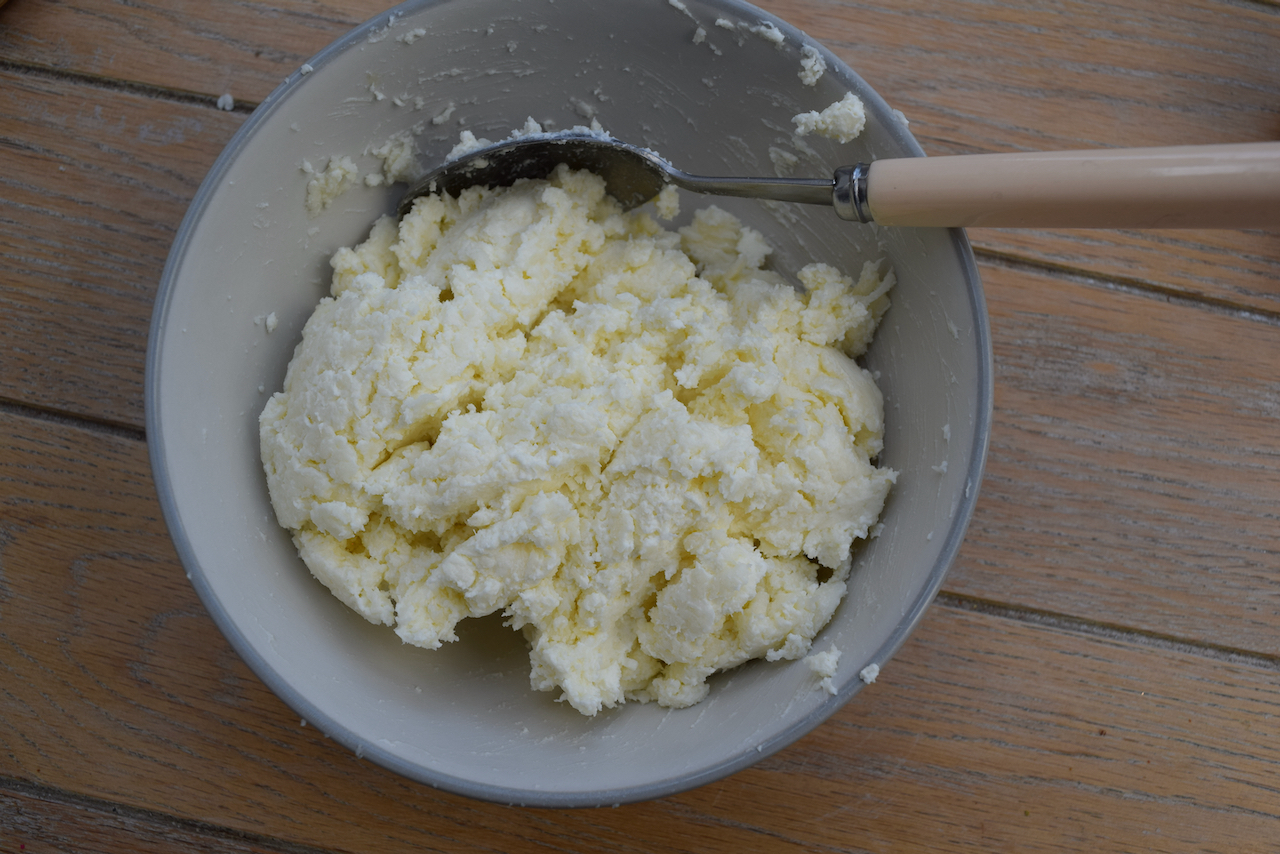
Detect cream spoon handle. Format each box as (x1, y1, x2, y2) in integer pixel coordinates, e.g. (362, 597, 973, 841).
(862, 142, 1280, 228)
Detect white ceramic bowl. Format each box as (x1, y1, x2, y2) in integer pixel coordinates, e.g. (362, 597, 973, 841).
(147, 0, 991, 806)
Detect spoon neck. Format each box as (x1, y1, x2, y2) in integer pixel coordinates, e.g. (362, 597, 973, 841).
(667, 170, 835, 208)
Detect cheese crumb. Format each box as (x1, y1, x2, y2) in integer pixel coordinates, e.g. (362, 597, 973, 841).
(749, 23, 784, 47)
(302, 156, 359, 215)
(799, 45, 826, 86)
(366, 130, 422, 186)
(805, 645, 841, 694)
(793, 92, 867, 143)
(261, 167, 895, 716)
(216, 93, 234, 111)
(859, 662, 880, 684)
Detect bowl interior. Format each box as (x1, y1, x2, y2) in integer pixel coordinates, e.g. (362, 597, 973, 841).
(147, 0, 990, 806)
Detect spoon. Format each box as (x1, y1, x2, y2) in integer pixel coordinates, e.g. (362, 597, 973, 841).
(400, 132, 1280, 229)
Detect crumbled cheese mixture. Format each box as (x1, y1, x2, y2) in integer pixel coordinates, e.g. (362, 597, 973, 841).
(793, 91, 866, 143)
(261, 166, 895, 715)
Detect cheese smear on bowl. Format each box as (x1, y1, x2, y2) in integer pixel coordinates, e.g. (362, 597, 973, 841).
(260, 165, 896, 715)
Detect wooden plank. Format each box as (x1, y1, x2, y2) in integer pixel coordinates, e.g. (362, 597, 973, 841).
(951, 259, 1280, 653)
(0, 0, 387, 104)
(0, 69, 242, 428)
(968, 227, 1280, 317)
(1, 411, 1279, 852)
(0, 788, 318, 854)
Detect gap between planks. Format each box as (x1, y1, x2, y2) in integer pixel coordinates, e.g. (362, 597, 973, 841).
(0, 57, 261, 114)
(0, 398, 145, 443)
(935, 592, 1280, 674)
(972, 246, 1280, 328)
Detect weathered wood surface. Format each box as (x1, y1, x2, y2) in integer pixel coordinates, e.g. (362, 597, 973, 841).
(0, 67, 243, 428)
(954, 260, 1280, 652)
(2, 0, 1279, 851)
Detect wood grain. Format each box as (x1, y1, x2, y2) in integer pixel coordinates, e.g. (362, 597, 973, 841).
(1, 787, 312, 854)
(951, 259, 1280, 653)
(969, 227, 1280, 316)
(0, 0, 382, 103)
(0, 68, 242, 428)
(2, 408, 1279, 853)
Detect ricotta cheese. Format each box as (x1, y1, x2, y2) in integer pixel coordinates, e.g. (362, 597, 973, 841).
(793, 91, 867, 144)
(261, 166, 895, 715)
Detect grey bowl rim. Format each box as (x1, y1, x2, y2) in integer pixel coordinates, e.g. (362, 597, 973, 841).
(144, 0, 993, 808)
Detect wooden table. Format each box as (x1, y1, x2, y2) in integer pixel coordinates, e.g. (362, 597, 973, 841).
(3, 0, 1278, 850)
